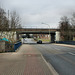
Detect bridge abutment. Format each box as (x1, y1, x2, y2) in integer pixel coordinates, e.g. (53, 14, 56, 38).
(55, 31, 60, 42)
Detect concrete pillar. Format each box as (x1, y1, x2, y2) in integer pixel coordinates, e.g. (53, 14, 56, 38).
(17, 33, 19, 41)
(50, 33, 55, 42)
(13, 32, 17, 41)
(55, 31, 60, 41)
(21, 38, 24, 44)
(0, 41, 5, 52)
(49, 34, 51, 42)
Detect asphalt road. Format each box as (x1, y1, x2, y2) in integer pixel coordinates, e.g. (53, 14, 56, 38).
(33, 44, 75, 75)
(0, 39, 54, 75)
(23, 38, 75, 75)
(23, 38, 36, 44)
(0, 38, 75, 75)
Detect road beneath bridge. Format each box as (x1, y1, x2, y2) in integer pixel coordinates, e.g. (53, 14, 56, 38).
(16, 28, 58, 42)
(34, 44, 75, 75)
(0, 39, 75, 75)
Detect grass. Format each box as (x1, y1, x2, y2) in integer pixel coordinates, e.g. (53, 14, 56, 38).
(73, 37, 75, 41)
(37, 38, 51, 42)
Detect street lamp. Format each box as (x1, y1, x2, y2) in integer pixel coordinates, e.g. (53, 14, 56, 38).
(42, 23, 51, 42)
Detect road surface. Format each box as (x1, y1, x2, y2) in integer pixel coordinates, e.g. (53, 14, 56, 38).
(33, 44, 75, 75)
(23, 38, 36, 44)
(22, 38, 75, 75)
(0, 38, 75, 75)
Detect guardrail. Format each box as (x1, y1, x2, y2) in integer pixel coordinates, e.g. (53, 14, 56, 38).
(56, 41, 75, 45)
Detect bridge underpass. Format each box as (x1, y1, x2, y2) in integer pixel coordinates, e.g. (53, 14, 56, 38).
(16, 31, 56, 43)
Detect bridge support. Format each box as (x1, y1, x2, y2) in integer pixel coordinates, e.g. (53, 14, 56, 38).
(55, 31, 60, 42)
(50, 33, 55, 43)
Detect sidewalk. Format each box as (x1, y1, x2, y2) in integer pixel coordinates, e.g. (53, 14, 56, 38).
(17, 44, 58, 75)
(53, 43, 75, 48)
(0, 44, 59, 75)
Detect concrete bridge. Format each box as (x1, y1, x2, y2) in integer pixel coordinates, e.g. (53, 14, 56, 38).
(16, 28, 58, 34)
(16, 28, 60, 42)
(0, 28, 60, 43)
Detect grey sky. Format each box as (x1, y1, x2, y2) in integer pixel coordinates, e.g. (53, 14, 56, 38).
(1, 0, 75, 28)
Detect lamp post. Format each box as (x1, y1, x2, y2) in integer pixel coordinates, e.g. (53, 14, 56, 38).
(42, 23, 51, 42)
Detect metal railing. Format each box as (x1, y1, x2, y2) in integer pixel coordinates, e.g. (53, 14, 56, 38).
(0, 41, 22, 52)
(14, 42, 22, 51)
(56, 41, 75, 45)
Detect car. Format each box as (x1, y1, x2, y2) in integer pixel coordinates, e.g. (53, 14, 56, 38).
(37, 40, 42, 44)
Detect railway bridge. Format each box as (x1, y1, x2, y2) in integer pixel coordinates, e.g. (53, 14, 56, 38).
(0, 28, 60, 42)
(16, 28, 60, 42)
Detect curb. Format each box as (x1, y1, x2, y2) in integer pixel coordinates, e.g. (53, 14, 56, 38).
(41, 55, 59, 75)
(53, 44, 75, 48)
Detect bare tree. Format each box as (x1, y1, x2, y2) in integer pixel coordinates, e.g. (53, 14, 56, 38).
(70, 13, 75, 39)
(0, 7, 5, 30)
(10, 11, 21, 29)
(0, 7, 10, 39)
(59, 16, 72, 41)
(0, 7, 9, 31)
(0, 8, 22, 31)
(70, 13, 75, 28)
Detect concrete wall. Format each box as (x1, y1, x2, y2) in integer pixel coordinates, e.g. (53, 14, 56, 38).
(55, 31, 60, 41)
(73, 37, 75, 41)
(0, 31, 17, 42)
(0, 41, 5, 52)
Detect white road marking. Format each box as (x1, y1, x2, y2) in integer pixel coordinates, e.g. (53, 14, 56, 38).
(57, 48, 61, 50)
(68, 52, 75, 56)
(53, 47, 61, 50)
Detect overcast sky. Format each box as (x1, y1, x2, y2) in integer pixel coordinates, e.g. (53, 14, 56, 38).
(0, 0, 75, 28)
